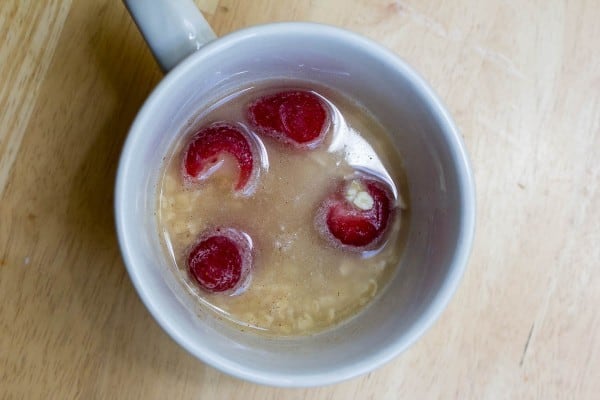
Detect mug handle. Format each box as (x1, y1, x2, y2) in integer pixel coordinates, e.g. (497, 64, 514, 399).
(123, 0, 216, 72)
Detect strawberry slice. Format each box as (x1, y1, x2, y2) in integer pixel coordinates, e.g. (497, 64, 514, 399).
(187, 227, 253, 294)
(317, 174, 395, 250)
(182, 122, 258, 193)
(247, 90, 329, 149)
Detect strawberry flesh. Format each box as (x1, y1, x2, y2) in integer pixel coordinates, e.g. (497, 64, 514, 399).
(248, 90, 328, 149)
(183, 122, 255, 191)
(320, 175, 395, 250)
(187, 228, 252, 293)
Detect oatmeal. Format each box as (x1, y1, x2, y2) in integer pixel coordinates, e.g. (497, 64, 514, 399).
(157, 82, 409, 335)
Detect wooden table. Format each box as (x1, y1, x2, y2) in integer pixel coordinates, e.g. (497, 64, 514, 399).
(2, 0, 599, 398)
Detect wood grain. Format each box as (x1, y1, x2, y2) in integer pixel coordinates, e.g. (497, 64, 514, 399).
(1, 0, 599, 398)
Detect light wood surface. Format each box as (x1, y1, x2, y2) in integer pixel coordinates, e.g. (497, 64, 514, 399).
(1, 0, 599, 398)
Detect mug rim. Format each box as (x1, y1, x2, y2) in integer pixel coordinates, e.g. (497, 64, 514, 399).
(115, 21, 475, 387)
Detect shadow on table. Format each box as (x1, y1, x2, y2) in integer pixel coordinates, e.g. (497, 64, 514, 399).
(58, 2, 230, 394)
(5, 1, 369, 396)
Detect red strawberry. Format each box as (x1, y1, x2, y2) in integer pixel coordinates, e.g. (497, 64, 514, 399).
(317, 173, 395, 250)
(247, 90, 329, 149)
(182, 122, 259, 194)
(187, 227, 253, 294)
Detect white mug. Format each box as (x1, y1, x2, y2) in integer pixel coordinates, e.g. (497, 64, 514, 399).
(116, 0, 475, 387)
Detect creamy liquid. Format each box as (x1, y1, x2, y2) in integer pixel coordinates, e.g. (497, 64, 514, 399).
(157, 81, 409, 336)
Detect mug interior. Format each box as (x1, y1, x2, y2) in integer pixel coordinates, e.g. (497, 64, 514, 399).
(115, 22, 474, 387)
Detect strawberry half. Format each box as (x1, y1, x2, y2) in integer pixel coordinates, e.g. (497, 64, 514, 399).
(247, 90, 329, 149)
(187, 227, 253, 294)
(182, 122, 259, 194)
(316, 173, 395, 251)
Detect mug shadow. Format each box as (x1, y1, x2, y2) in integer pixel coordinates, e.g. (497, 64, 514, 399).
(60, 3, 219, 393)
(60, 4, 361, 395)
